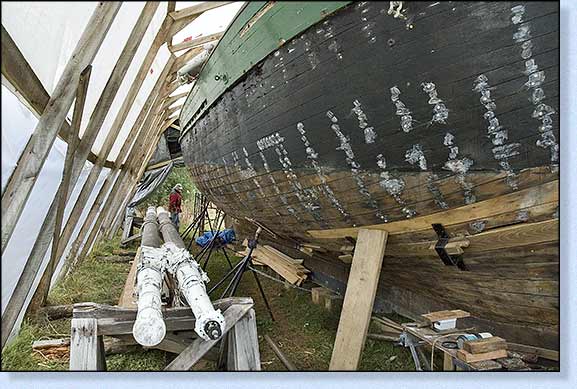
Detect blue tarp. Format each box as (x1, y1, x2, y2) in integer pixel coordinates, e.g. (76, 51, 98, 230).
(195, 228, 236, 247)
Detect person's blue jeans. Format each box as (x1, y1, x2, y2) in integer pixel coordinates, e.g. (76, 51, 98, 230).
(170, 212, 180, 230)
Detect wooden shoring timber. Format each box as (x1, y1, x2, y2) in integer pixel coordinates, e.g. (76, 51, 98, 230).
(69, 318, 104, 371)
(384, 219, 558, 258)
(38, 67, 92, 309)
(0, 4, 123, 350)
(168, 1, 234, 21)
(0, 26, 112, 169)
(72, 298, 253, 337)
(170, 31, 223, 53)
(165, 302, 255, 371)
(158, 91, 188, 113)
(0, 3, 121, 257)
(104, 101, 171, 236)
(117, 247, 140, 309)
(161, 79, 182, 101)
(105, 122, 166, 238)
(54, 47, 176, 274)
(172, 46, 205, 72)
(103, 111, 167, 236)
(329, 229, 388, 371)
(164, 103, 182, 118)
(27, 2, 162, 312)
(226, 308, 261, 371)
(165, 1, 233, 40)
(62, 55, 176, 275)
(307, 180, 559, 240)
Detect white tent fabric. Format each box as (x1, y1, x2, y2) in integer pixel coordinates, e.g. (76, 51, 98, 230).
(1, 2, 244, 345)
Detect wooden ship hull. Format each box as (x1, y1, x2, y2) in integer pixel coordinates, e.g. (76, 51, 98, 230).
(179, 2, 559, 349)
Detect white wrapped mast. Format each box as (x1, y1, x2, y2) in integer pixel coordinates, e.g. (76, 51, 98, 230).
(157, 206, 225, 340)
(132, 206, 166, 347)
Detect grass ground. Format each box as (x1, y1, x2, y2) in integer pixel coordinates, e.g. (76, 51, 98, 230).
(1, 235, 414, 371)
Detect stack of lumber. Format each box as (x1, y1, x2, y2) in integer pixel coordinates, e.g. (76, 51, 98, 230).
(240, 244, 310, 285)
(457, 336, 508, 363)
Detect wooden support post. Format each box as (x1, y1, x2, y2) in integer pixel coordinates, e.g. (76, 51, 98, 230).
(25, 2, 161, 315)
(165, 303, 254, 370)
(0, 2, 120, 255)
(170, 31, 223, 53)
(226, 308, 260, 371)
(329, 229, 388, 371)
(26, 66, 92, 313)
(60, 55, 176, 276)
(69, 318, 102, 371)
(443, 353, 454, 371)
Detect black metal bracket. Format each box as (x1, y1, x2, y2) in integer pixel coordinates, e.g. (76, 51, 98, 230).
(431, 223, 467, 271)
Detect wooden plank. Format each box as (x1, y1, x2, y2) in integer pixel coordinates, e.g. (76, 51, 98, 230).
(263, 334, 297, 371)
(64, 55, 176, 268)
(36, 65, 92, 309)
(226, 308, 260, 371)
(59, 52, 175, 273)
(0, 3, 122, 350)
(165, 302, 254, 370)
(69, 318, 100, 371)
(168, 1, 233, 21)
(308, 180, 559, 239)
(154, 333, 191, 354)
(329, 229, 388, 370)
(507, 342, 559, 361)
(422, 310, 471, 323)
(172, 46, 205, 72)
(120, 233, 142, 247)
(117, 247, 141, 308)
(443, 353, 454, 371)
(456, 348, 508, 363)
(0, 2, 120, 256)
(463, 337, 507, 354)
(170, 31, 223, 53)
(0, 26, 112, 168)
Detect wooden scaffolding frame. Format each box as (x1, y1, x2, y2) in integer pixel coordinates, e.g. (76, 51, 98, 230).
(1, 1, 234, 349)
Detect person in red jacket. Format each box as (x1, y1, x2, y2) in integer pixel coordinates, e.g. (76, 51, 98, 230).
(168, 183, 183, 230)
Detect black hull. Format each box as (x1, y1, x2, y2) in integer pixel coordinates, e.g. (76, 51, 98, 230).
(180, 1, 559, 349)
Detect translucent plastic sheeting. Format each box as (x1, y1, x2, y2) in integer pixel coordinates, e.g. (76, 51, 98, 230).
(171, 2, 245, 47)
(1, 85, 38, 191)
(0, 2, 98, 95)
(1, 87, 112, 343)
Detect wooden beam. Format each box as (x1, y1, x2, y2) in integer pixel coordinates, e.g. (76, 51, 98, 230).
(170, 31, 223, 53)
(226, 308, 261, 371)
(0, 3, 121, 256)
(57, 55, 176, 279)
(507, 342, 559, 361)
(329, 229, 388, 371)
(0, 26, 113, 169)
(158, 91, 188, 113)
(308, 180, 559, 239)
(28, 66, 92, 312)
(165, 302, 254, 370)
(0, 3, 122, 350)
(24, 2, 161, 316)
(168, 1, 233, 21)
(69, 318, 100, 371)
(172, 46, 204, 71)
(117, 247, 140, 308)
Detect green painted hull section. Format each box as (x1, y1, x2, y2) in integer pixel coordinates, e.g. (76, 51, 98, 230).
(179, 1, 351, 137)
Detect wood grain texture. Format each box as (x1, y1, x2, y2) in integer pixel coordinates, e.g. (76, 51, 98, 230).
(226, 308, 260, 371)
(69, 318, 100, 371)
(329, 229, 388, 370)
(165, 302, 254, 371)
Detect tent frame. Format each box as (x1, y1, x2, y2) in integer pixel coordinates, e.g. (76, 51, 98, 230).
(1, 1, 233, 349)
